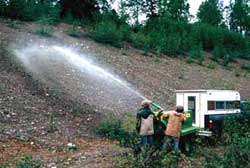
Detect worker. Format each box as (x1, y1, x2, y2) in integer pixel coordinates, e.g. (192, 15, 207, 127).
(162, 105, 185, 152)
(136, 100, 154, 146)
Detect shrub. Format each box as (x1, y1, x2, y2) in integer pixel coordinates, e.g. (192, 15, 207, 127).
(241, 63, 250, 71)
(97, 113, 125, 140)
(15, 155, 41, 168)
(131, 32, 148, 49)
(224, 136, 250, 167)
(234, 71, 241, 77)
(117, 149, 193, 168)
(222, 54, 230, 67)
(0, 0, 6, 16)
(91, 19, 123, 48)
(0, 0, 60, 22)
(202, 135, 250, 168)
(36, 18, 54, 37)
(207, 61, 216, 69)
(186, 57, 194, 64)
(119, 147, 165, 168)
(189, 43, 204, 65)
(36, 26, 53, 37)
(212, 44, 225, 62)
(96, 113, 140, 148)
(223, 113, 250, 144)
(68, 21, 81, 38)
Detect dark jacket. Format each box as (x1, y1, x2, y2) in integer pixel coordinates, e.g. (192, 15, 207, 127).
(136, 107, 153, 134)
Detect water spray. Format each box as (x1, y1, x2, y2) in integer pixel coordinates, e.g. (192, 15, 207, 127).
(52, 46, 147, 100)
(13, 45, 147, 113)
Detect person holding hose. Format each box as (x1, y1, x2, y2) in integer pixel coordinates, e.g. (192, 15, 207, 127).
(136, 100, 154, 146)
(162, 105, 185, 152)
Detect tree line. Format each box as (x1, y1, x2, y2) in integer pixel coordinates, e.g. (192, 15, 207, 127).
(0, 0, 250, 65)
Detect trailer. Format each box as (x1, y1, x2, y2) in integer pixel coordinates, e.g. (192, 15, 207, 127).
(175, 90, 241, 135)
(148, 90, 241, 152)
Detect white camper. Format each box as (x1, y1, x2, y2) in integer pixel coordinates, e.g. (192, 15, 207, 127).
(175, 90, 241, 129)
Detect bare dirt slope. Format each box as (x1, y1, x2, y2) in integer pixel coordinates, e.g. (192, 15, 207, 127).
(0, 19, 250, 167)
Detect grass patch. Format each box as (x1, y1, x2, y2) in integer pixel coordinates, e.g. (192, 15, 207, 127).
(15, 155, 41, 168)
(68, 25, 81, 38)
(35, 18, 54, 37)
(207, 61, 216, 69)
(235, 71, 241, 77)
(36, 26, 53, 37)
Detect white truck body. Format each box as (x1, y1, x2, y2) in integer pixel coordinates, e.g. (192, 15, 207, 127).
(175, 90, 241, 129)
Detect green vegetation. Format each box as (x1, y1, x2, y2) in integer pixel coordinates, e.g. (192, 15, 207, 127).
(197, 0, 223, 26)
(97, 111, 250, 167)
(1, 0, 250, 166)
(36, 26, 53, 37)
(207, 61, 216, 69)
(35, 17, 54, 37)
(0, 0, 250, 65)
(0, 0, 60, 23)
(189, 43, 204, 65)
(68, 21, 81, 38)
(241, 63, 250, 71)
(96, 113, 140, 148)
(15, 155, 41, 168)
(48, 112, 57, 133)
(202, 113, 250, 167)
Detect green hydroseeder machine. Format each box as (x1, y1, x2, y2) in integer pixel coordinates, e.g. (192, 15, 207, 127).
(150, 102, 198, 152)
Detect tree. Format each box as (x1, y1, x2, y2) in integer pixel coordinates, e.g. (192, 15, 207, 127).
(59, 0, 99, 19)
(121, 0, 144, 26)
(189, 43, 204, 65)
(197, 0, 223, 26)
(0, 0, 6, 16)
(160, 0, 190, 22)
(142, 0, 159, 18)
(228, 0, 250, 35)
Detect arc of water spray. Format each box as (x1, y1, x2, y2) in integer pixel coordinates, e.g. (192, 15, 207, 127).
(52, 46, 147, 100)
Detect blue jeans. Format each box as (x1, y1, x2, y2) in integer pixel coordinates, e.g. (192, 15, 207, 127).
(141, 135, 154, 145)
(162, 135, 180, 152)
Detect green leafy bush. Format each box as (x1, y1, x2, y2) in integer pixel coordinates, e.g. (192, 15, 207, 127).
(68, 20, 81, 38)
(0, 0, 60, 22)
(36, 26, 53, 37)
(223, 113, 250, 143)
(96, 113, 140, 148)
(224, 136, 250, 167)
(15, 156, 41, 168)
(207, 61, 216, 69)
(36, 18, 54, 37)
(118, 149, 192, 168)
(210, 113, 250, 167)
(212, 44, 226, 62)
(91, 19, 123, 48)
(191, 43, 204, 65)
(241, 63, 250, 71)
(131, 32, 148, 49)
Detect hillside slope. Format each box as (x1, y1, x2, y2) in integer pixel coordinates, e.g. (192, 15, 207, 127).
(0, 19, 250, 167)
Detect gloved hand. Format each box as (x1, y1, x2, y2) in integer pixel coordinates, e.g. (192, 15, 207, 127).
(156, 110, 163, 120)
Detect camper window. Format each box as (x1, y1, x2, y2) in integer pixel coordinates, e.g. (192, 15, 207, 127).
(208, 101, 215, 110)
(226, 102, 234, 109)
(216, 101, 225, 110)
(208, 101, 240, 111)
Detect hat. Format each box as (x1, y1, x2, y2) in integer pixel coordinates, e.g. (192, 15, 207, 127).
(141, 100, 151, 107)
(176, 105, 184, 113)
